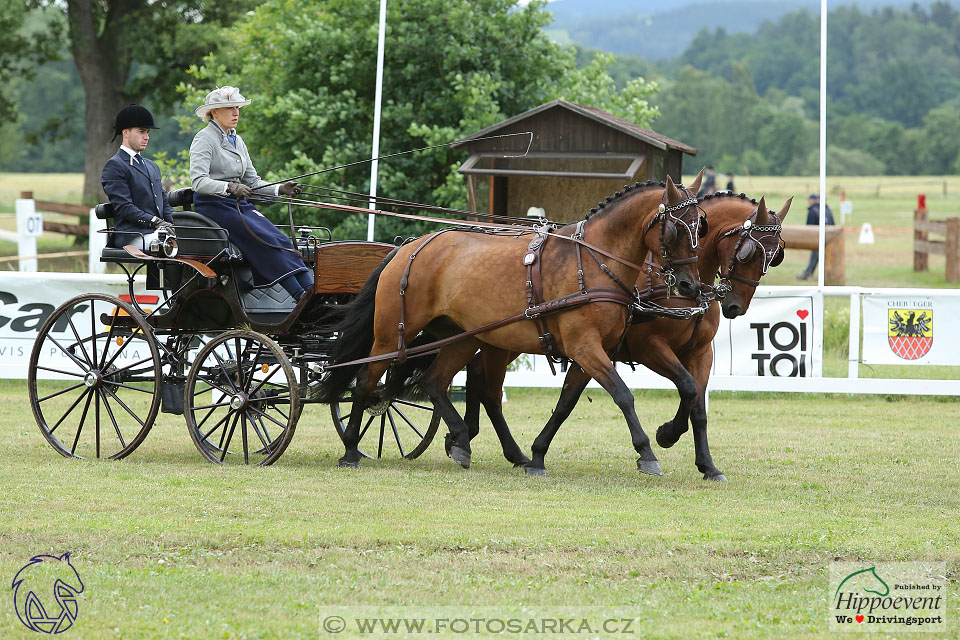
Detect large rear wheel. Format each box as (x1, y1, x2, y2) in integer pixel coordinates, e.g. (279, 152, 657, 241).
(184, 330, 300, 465)
(331, 387, 440, 460)
(28, 293, 161, 459)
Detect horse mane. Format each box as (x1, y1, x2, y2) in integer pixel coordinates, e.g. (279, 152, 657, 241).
(584, 180, 666, 220)
(699, 191, 778, 217)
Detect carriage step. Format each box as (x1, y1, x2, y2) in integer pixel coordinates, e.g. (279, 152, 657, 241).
(99, 313, 138, 327)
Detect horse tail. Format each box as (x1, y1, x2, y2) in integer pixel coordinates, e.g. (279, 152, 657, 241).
(313, 246, 401, 404)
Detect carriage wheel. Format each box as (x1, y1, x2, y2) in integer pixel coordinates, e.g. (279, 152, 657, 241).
(184, 330, 300, 465)
(28, 293, 161, 459)
(331, 387, 440, 460)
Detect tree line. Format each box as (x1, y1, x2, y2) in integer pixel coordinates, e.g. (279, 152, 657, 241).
(4, 1, 960, 237)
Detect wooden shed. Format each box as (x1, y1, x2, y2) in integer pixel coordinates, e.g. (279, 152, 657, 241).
(453, 99, 698, 224)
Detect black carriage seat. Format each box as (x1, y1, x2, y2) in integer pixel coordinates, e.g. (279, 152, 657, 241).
(233, 264, 298, 321)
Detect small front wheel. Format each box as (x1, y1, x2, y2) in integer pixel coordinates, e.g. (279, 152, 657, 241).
(331, 387, 440, 460)
(184, 330, 300, 465)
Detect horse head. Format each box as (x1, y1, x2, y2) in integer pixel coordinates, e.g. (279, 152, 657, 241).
(648, 172, 703, 298)
(710, 195, 791, 318)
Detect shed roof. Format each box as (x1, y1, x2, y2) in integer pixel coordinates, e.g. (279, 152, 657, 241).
(453, 99, 698, 155)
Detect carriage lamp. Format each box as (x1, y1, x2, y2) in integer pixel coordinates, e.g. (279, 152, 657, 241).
(150, 230, 179, 258)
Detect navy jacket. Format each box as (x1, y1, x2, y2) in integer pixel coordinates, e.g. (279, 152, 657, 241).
(806, 203, 835, 226)
(101, 149, 174, 247)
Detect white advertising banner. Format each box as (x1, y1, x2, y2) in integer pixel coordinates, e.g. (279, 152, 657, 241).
(861, 293, 959, 366)
(712, 288, 823, 377)
(0, 272, 147, 379)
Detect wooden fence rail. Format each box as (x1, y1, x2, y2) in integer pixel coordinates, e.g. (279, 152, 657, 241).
(780, 224, 845, 285)
(914, 206, 960, 282)
(19, 191, 89, 237)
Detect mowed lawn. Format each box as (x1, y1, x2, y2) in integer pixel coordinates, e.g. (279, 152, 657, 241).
(0, 381, 957, 639)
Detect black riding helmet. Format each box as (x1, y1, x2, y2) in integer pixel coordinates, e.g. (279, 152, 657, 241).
(112, 104, 157, 140)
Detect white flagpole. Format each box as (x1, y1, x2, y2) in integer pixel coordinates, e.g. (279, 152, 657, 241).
(817, 0, 827, 289)
(367, 0, 388, 241)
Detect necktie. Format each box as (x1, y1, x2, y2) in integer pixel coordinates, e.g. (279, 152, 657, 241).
(226, 133, 238, 148)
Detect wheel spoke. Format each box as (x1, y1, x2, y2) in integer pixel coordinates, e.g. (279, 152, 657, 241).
(90, 303, 98, 370)
(46, 334, 91, 371)
(194, 375, 233, 398)
(97, 389, 127, 450)
(241, 413, 250, 465)
(100, 330, 148, 375)
(387, 410, 406, 457)
(35, 366, 86, 378)
(108, 356, 161, 377)
(247, 366, 281, 398)
(210, 349, 240, 393)
(219, 411, 242, 462)
(69, 389, 94, 456)
(247, 393, 290, 404)
(97, 314, 119, 370)
(49, 387, 91, 435)
(201, 411, 232, 443)
(247, 404, 289, 431)
(65, 312, 94, 367)
(254, 413, 272, 448)
(242, 342, 265, 393)
(100, 385, 147, 428)
(358, 414, 375, 440)
(38, 382, 87, 403)
(393, 398, 434, 412)
(391, 405, 425, 438)
(378, 414, 386, 458)
(191, 400, 233, 412)
(102, 380, 154, 394)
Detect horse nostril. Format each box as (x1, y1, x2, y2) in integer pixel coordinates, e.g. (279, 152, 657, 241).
(677, 280, 695, 297)
(723, 304, 741, 318)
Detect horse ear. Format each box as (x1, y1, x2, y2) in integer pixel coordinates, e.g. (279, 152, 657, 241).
(755, 197, 768, 225)
(776, 196, 793, 224)
(688, 167, 705, 193)
(664, 174, 681, 203)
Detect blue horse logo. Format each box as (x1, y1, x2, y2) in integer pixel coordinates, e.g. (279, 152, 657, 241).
(11, 553, 84, 634)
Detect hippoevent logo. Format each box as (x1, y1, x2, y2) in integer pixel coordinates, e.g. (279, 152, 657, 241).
(830, 562, 946, 633)
(888, 305, 933, 360)
(11, 553, 84, 634)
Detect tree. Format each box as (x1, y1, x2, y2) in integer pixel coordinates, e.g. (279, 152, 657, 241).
(21, 0, 259, 203)
(177, 0, 660, 241)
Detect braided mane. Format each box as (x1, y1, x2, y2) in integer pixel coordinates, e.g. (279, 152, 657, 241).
(584, 180, 665, 220)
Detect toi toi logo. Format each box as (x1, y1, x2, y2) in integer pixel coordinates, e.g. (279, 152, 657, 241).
(11, 553, 84, 634)
(750, 316, 808, 377)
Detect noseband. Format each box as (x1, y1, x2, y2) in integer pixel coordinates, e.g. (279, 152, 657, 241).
(643, 186, 701, 289)
(714, 210, 784, 298)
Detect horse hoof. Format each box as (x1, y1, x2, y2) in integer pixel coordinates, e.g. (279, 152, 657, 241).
(703, 472, 727, 482)
(338, 458, 360, 469)
(637, 459, 664, 476)
(511, 455, 533, 468)
(524, 465, 546, 477)
(450, 445, 471, 469)
(655, 423, 678, 449)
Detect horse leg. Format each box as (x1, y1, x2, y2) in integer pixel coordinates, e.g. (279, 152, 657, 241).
(477, 348, 529, 467)
(567, 343, 663, 476)
(417, 339, 483, 469)
(527, 364, 591, 476)
(686, 348, 726, 482)
(634, 341, 697, 449)
(463, 354, 484, 443)
(339, 360, 391, 467)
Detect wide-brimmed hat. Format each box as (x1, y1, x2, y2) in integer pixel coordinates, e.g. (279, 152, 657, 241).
(112, 104, 157, 140)
(195, 86, 251, 120)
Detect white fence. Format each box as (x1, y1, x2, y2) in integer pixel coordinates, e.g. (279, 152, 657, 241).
(1, 272, 957, 395)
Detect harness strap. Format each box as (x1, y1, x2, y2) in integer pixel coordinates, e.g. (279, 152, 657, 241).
(323, 287, 636, 371)
(397, 229, 456, 363)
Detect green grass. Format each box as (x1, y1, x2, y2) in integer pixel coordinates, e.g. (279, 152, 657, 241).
(1, 381, 957, 639)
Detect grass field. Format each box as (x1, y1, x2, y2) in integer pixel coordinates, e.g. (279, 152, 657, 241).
(1, 382, 957, 639)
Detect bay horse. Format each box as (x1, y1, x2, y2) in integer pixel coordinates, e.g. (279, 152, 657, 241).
(460, 193, 791, 479)
(316, 172, 705, 474)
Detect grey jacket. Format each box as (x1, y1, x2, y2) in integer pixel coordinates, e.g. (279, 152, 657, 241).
(189, 122, 278, 196)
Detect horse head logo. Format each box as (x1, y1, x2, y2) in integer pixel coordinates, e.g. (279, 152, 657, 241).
(834, 566, 890, 602)
(11, 553, 84, 634)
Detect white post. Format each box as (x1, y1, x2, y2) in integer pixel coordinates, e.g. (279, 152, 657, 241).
(847, 289, 861, 379)
(88, 207, 107, 274)
(817, 0, 827, 290)
(367, 0, 388, 242)
(15, 198, 41, 272)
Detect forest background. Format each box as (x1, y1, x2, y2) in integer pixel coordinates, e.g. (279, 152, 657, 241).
(4, 0, 960, 238)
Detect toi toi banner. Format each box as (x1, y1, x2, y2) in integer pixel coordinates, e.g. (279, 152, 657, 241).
(861, 293, 960, 366)
(712, 289, 823, 377)
(0, 272, 148, 379)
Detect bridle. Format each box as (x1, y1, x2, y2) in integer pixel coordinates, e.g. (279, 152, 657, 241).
(642, 185, 705, 289)
(713, 208, 784, 298)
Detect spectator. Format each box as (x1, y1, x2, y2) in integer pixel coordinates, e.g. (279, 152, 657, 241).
(725, 172, 735, 192)
(696, 165, 717, 197)
(797, 193, 835, 280)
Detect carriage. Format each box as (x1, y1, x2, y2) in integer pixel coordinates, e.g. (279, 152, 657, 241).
(27, 188, 441, 465)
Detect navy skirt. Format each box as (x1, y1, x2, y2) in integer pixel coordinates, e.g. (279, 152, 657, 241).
(193, 193, 308, 288)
